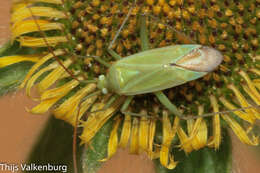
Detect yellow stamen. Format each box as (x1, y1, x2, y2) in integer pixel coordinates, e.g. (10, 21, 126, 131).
(37, 59, 72, 93)
(100, 116, 121, 161)
(11, 6, 66, 24)
(20, 49, 65, 89)
(129, 118, 139, 154)
(11, 20, 63, 41)
(219, 96, 255, 123)
(18, 36, 67, 47)
(208, 95, 221, 149)
(0, 55, 39, 68)
(119, 114, 131, 148)
(80, 96, 125, 144)
(221, 114, 258, 145)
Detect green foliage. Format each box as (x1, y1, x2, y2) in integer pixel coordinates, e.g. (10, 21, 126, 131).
(0, 42, 34, 96)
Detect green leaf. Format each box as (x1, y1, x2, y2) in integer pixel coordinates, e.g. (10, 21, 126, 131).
(82, 119, 113, 173)
(154, 129, 232, 173)
(0, 62, 34, 96)
(0, 41, 35, 96)
(26, 116, 83, 173)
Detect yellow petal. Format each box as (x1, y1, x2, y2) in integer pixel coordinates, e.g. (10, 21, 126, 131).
(26, 62, 57, 98)
(221, 114, 258, 145)
(41, 80, 80, 100)
(208, 95, 221, 149)
(37, 59, 72, 93)
(242, 84, 260, 108)
(239, 70, 260, 103)
(11, 1, 30, 13)
(30, 95, 63, 114)
(253, 79, 260, 90)
(11, 6, 66, 24)
(100, 116, 121, 162)
(219, 96, 255, 123)
(129, 117, 139, 154)
(192, 119, 208, 150)
(160, 145, 178, 169)
(119, 114, 131, 148)
(11, 20, 63, 41)
(228, 84, 259, 120)
(160, 111, 178, 169)
(182, 107, 207, 150)
(187, 106, 208, 150)
(147, 118, 158, 159)
(13, 0, 62, 4)
(177, 127, 193, 153)
(66, 95, 98, 126)
(54, 85, 97, 125)
(0, 55, 39, 68)
(80, 96, 125, 144)
(53, 84, 96, 117)
(20, 49, 65, 89)
(249, 68, 260, 76)
(139, 115, 149, 152)
(18, 36, 67, 47)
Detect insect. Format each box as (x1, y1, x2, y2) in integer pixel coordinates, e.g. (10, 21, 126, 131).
(90, 13, 223, 119)
(20, 0, 259, 172)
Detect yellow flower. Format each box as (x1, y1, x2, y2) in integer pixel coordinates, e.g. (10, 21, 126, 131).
(0, 0, 259, 170)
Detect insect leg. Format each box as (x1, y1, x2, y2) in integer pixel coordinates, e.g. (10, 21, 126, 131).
(120, 96, 160, 120)
(120, 96, 134, 112)
(107, 49, 122, 60)
(90, 94, 120, 113)
(183, 104, 260, 120)
(140, 14, 150, 51)
(139, 13, 184, 119)
(108, 0, 137, 50)
(154, 91, 184, 119)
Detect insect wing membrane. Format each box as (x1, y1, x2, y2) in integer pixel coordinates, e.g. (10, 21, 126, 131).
(107, 45, 204, 95)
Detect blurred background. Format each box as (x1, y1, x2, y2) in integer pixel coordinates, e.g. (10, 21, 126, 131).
(0, 1, 259, 173)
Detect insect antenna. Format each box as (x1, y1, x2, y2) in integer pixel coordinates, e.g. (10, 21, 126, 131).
(182, 104, 260, 120)
(108, 0, 137, 50)
(72, 101, 82, 173)
(141, 12, 196, 44)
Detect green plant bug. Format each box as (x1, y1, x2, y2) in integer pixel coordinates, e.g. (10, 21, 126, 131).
(98, 44, 223, 96)
(92, 12, 224, 119)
